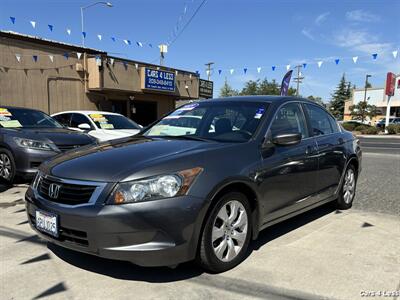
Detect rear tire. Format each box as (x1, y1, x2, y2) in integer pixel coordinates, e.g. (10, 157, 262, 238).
(0, 148, 15, 185)
(336, 164, 357, 210)
(197, 191, 252, 273)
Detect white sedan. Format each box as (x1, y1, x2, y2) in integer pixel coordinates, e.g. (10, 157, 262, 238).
(51, 111, 141, 142)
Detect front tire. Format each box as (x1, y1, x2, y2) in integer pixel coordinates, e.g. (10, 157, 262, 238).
(197, 192, 252, 273)
(0, 148, 15, 185)
(336, 164, 357, 210)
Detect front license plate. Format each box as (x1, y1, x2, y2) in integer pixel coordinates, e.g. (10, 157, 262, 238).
(35, 210, 58, 237)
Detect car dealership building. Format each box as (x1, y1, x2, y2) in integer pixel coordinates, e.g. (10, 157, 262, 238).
(0, 31, 213, 125)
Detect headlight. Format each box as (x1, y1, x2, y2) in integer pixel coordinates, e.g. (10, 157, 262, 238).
(14, 137, 55, 151)
(108, 167, 203, 204)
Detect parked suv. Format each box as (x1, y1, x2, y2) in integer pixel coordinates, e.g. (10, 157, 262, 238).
(0, 106, 95, 184)
(376, 117, 400, 129)
(26, 96, 361, 273)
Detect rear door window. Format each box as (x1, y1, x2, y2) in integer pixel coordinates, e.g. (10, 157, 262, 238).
(304, 104, 334, 136)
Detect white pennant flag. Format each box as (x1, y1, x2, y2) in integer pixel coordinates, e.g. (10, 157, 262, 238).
(15, 54, 21, 62)
(352, 56, 358, 63)
(286, 64, 291, 71)
(257, 67, 262, 73)
(48, 55, 54, 62)
(66, 29, 71, 35)
(317, 61, 323, 68)
(123, 39, 129, 45)
(97, 34, 102, 41)
(393, 50, 398, 59)
(76, 52, 82, 59)
(30, 21, 36, 28)
(109, 58, 114, 65)
(230, 69, 234, 75)
(135, 63, 139, 69)
(206, 70, 210, 76)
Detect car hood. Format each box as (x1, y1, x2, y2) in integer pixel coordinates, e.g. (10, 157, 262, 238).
(92, 129, 140, 141)
(44, 136, 224, 182)
(10, 127, 95, 146)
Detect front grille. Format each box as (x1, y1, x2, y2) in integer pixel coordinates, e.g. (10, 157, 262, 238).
(29, 213, 89, 247)
(38, 176, 96, 205)
(55, 144, 83, 152)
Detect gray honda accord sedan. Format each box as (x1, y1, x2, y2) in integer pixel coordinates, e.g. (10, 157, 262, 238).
(25, 96, 362, 273)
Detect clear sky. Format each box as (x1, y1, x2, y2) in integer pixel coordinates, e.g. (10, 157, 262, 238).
(1, 0, 399, 101)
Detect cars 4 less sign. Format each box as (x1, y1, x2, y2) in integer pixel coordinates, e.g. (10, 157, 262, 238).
(141, 67, 175, 92)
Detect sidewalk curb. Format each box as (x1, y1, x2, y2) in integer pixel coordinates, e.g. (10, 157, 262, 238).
(356, 134, 400, 139)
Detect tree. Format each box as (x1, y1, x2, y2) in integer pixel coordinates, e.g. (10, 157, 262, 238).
(350, 101, 379, 123)
(330, 74, 351, 120)
(239, 78, 296, 96)
(307, 95, 326, 107)
(219, 79, 239, 97)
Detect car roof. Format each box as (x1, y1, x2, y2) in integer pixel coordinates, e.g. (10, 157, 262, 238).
(1, 106, 42, 112)
(198, 95, 319, 105)
(52, 110, 122, 116)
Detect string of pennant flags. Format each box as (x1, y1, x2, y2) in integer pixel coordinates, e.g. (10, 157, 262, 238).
(205, 50, 398, 77)
(7, 16, 157, 49)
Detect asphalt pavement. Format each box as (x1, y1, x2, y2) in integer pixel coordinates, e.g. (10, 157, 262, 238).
(358, 135, 400, 155)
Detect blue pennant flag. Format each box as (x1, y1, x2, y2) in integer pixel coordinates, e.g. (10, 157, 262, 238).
(244, 68, 248, 74)
(148, 43, 153, 48)
(372, 53, 378, 60)
(10, 17, 16, 24)
(63, 53, 69, 60)
(272, 66, 276, 71)
(196, 71, 200, 76)
(111, 37, 116, 42)
(335, 59, 340, 65)
(302, 63, 307, 69)
(32, 55, 38, 62)
(218, 70, 222, 75)
(82, 32, 86, 38)
(48, 24, 53, 32)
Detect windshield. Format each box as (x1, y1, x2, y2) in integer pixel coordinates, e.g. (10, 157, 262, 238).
(0, 107, 62, 129)
(144, 101, 269, 142)
(89, 114, 141, 130)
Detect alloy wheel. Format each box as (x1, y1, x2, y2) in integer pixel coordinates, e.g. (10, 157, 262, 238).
(0, 153, 12, 180)
(343, 168, 355, 204)
(212, 200, 248, 262)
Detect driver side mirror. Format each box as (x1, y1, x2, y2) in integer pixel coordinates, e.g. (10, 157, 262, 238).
(78, 123, 91, 130)
(272, 133, 302, 146)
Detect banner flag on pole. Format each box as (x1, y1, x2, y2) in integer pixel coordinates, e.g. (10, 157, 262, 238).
(97, 34, 102, 41)
(66, 29, 71, 35)
(111, 37, 116, 42)
(15, 54, 21, 62)
(272, 66, 276, 71)
(257, 67, 261, 73)
(218, 70, 222, 75)
(317, 61, 323, 68)
(393, 51, 398, 59)
(10, 17, 16, 24)
(230, 69, 234, 75)
(76, 52, 82, 59)
(280, 70, 293, 96)
(243, 68, 247, 74)
(335, 59, 340, 65)
(49, 55, 54, 62)
(352, 56, 358, 63)
(302, 63, 307, 69)
(63, 53, 69, 60)
(48, 24, 53, 32)
(372, 53, 378, 60)
(30, 21, 36, 29)
(82, 32, 86, 38)
(32, 55, 38, 62)
(286, 65, 291, 71)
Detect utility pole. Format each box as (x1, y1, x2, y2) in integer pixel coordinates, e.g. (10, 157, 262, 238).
(205, 62, 214, 81)
(293, 65, 304, 96)
(363, 74, 371, 124)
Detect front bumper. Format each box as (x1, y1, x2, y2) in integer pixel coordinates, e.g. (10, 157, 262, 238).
(14, 147, 58, 179)
(25, 184, 207, 267)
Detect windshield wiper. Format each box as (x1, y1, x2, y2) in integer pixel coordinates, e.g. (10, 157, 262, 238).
(159, 135, 213, 142)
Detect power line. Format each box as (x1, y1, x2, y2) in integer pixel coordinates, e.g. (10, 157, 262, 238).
(168, 0, 208, 47)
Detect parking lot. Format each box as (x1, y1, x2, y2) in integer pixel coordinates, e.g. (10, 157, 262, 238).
(0, 139, 399, 300)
